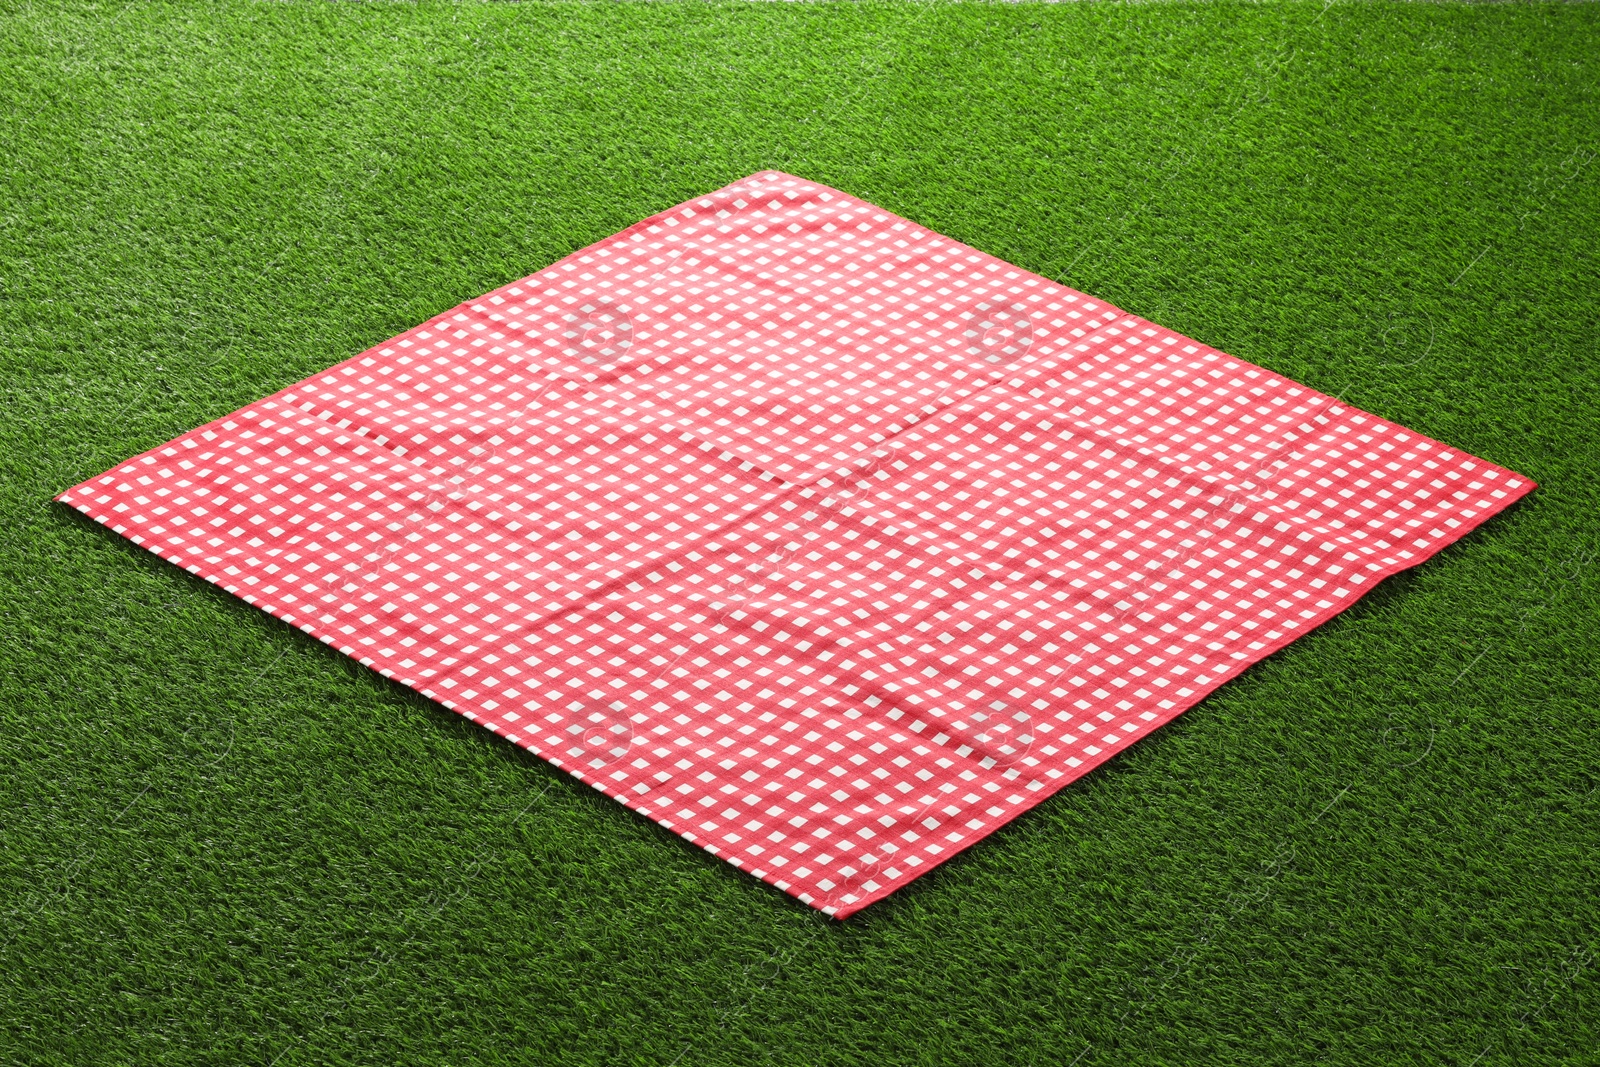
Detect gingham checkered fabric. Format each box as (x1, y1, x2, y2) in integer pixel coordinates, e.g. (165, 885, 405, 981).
(59, 171, 1534, 916)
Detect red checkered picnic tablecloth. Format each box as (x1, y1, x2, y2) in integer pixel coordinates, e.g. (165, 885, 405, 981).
(59, 171, 1534, 916)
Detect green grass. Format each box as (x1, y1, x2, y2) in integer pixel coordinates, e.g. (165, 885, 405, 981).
(3, 0, 1597, 1063)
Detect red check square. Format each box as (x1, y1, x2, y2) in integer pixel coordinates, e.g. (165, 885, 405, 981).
(59, 171, 1533, 916)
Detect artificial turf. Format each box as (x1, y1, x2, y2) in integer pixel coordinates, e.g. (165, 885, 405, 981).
(2, 0, 1597, 1063)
